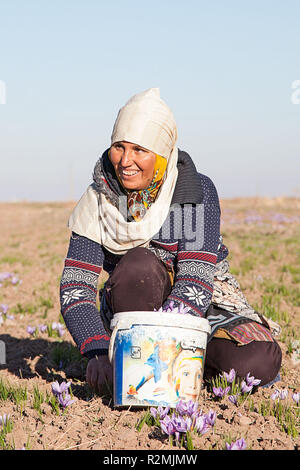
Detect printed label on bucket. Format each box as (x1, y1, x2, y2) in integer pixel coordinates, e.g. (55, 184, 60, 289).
(113, 324, 206, 407)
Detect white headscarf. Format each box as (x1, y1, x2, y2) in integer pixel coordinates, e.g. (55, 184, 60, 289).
(67, 88, 179, 254)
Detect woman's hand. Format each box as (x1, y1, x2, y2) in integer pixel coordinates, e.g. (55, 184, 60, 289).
(86, 355, 113, 393)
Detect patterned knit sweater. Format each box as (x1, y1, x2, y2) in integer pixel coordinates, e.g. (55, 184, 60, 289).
(60, 152, 229, 359)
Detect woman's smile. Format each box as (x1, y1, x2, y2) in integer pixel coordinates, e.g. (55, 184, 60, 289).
(119, 168, 141, 178)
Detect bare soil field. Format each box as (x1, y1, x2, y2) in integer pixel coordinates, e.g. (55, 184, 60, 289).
(0, 197, 299, 451)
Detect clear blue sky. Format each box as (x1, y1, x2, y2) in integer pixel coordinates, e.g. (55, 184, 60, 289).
(0, 0, 299, 201)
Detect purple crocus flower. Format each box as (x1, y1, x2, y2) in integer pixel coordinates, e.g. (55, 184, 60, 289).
(11, 276, 20, 285)
(241, 381, 253, 394)
(0, 304, 8, 314)
(271, 389, 280, 400)
(150, 405, 170, 420)
(226, 438, 247, 450)
(228, 394, 239, 406)
(57, 326, 65, 337)
(0, 414, 10, 426)
(57, 392, 75, 409)
(279, 389, 289, 400)
(213, 386, 230, 398)
(292, 392, 300, 404)
(195, 415, 209, 435)
(177, 302, 191, 314)
(160, 415, 177, 436)
(150, 407, 158, 419)
(185, 400, 199, 417)
(39, 324, 47, 333)
(176, 399, 199, 417)
(26, 326, 36, 335)
(0, 272, 13, 282)
(51, 380, 71, 396)
(175, 399, 188, 415)
(205, 409, 216, 427)
(223, 368, 236, 383)
(172, 414, 191, 433)
(271, 388, 288, 400)
(245, 372, 261, 387)
(156, 301, 190, 315)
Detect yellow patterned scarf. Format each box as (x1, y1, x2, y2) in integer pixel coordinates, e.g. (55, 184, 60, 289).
(116, 154, 168, 222)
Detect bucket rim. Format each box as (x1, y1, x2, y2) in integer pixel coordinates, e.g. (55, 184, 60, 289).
(110, 310, 211, 334)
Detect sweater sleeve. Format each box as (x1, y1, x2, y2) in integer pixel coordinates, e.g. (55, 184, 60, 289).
(162, 174, 221, 317)
(60, 231, 110, 358)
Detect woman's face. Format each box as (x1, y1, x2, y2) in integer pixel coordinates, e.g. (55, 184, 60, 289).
(110, 141, 157, 190)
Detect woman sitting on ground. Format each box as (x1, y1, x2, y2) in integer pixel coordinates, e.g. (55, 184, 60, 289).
(60, 88, 282, 392)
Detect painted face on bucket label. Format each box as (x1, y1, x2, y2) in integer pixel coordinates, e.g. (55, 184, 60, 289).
(110, 141, 156, 190)
(172, 349, 203, 401)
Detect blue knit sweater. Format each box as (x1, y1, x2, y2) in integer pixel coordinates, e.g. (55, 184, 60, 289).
(60, 155, 228, 359)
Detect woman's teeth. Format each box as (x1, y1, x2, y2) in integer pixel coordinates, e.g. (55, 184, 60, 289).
(121, 170, 139, 176)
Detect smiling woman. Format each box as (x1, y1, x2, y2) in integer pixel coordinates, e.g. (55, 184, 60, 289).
(60, 88, 282, 398)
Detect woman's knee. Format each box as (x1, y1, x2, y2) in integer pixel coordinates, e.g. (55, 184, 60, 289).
(204, 338, 282, 386)
(105, 247, 171, 312)
(113, 247, 163, 283)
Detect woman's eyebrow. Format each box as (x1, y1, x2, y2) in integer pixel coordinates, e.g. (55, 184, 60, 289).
(134, 145, 147, 151)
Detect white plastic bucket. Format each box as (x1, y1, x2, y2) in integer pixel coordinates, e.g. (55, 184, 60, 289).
(108, 311, 211, 408)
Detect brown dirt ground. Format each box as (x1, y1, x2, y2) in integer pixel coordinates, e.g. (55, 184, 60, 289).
(0, 197, 299, 451)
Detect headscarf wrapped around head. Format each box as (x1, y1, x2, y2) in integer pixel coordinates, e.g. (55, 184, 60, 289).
(67, 88, 179, 254)
(111, 87, 178, 159)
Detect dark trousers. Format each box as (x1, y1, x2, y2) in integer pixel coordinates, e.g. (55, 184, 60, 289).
(104, 247, 282, 386)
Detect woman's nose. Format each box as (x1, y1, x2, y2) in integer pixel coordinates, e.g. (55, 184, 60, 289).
(120, 148, 133, 167)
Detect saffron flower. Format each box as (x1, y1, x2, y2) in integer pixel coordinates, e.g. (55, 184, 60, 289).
(226, 438, 247, 450)
(271, 388, 288, 400)
(279, 389, 289, 400)
(0, 304, 8, 314)
(150, 405, 170, 420)
(52, 322, 65, 337)
(292, 392, 300, 404)
(0, 272, 13, 282)
(11, 275, 21, 285)
(213, 386, 230, 398)
(51, 380, 75, 410)
(205, 409, 217, 427)
(271, 389, 279, 400)
(245, 372, 261, 387)
(51, 380, 71, 396)
(223, 368, 236, 383)
(156, 301, 190, 315)
(57, 393, 76, 410)
(171, 414, 192, 433)
(0, 414, 10, 426)
(195, 415, 209, 435)
(176, 399, 199, 417)
(26, 326, 36, 335)
(240, 381, 253, 394)
(160, 415, 177, 436)
(228, 394, 239, 406)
